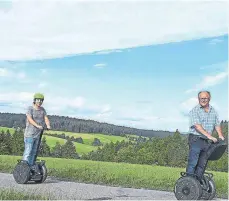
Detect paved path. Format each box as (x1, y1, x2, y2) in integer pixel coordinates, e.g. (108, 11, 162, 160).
(0, 173, 226, 200)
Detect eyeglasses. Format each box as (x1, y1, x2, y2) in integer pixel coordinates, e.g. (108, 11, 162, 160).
(35, 99, 44, 103)
(199, 98, 209, 101)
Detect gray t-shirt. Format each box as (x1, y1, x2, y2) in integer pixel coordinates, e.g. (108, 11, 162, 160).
(24, 106, 47, 138)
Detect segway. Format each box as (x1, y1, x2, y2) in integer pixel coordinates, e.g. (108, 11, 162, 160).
(174, 138, 227, 200)
(13, 129, 48, 184)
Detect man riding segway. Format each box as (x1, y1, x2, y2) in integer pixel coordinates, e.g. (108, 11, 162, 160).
(174, 91, 226, 200)
(13, 93, 51, 184)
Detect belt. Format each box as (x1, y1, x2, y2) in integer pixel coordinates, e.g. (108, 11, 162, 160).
(189, 133, 208, 140)
(189, 133, 212, 143)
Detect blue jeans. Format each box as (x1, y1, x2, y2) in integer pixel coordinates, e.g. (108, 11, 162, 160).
(186, 134, 211, 180)
(22, 137, 40, 166)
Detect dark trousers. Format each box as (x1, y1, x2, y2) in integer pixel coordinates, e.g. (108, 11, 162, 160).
(186, 134, 211, 180)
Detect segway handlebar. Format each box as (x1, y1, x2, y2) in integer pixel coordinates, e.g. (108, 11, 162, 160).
(207, 138, 227, 161)
(207, 138, 227, 145)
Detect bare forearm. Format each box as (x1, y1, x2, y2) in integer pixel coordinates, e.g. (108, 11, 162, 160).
(215, 125, 223, 137)
(27, 115, 39, 128)
(194, 124, 211, 138)
(45, 116, 50, 127)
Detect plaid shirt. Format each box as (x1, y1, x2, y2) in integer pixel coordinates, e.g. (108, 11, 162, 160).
(189, 104, 220, 136)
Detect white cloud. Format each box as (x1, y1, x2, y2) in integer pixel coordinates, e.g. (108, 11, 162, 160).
(0, 92, 33, 102)
(91, 104, 190, 131)
(180, 97, 198, 114)
(0, 92, 85, 109)
(96, 104, 112, 117)
(38, 82, 47, 88)
(0, 67, 27, 81)
(43, 96, 86, 111)
(0, 68, 9, 76)
(95, 113, 188, 132)
(179, 96, 220, 115)
(203, 72, 228, 85)
(210, 102, 220, 111)
(98, 104, 111, 114)
(186, 71, 228, 93)
(17, 72, 26, 79)
(0, 90, 225, 132)
(95, 49, 123, 55)
(69, 97, 85, 108)
(208, 38, 224, 45)
(40, 69, 47, 74)
(0, 60, 27, 69)
(94, 63, 107, 68)
(0, 1, 227, 60)
(0, 92, 110, 119)
(200, 61, 227, 70)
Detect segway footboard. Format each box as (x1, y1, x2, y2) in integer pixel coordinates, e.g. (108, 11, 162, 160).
(32, 160, 48, 183)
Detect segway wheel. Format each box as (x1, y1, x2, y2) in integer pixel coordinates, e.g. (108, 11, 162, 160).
(34, 164, 48, 183)
(13, 161, 31, 184)
(200, 177, 216, 200)
(174, 176, 203, 200)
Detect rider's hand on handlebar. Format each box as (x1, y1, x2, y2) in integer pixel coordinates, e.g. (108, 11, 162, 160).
(219, 136, 225, 141)
(36, 125, 43, 129)
(208, 136, 218, 143)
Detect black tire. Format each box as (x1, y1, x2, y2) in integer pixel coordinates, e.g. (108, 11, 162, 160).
(35, 164, 47, 183)
(174, 176, 203, 200)
(200, 177, 216, 200)
(13, 162, 31, 184)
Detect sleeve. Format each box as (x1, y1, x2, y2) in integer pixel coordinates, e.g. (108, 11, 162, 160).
(189, 109, 201, 128)
(214, 111, 221, 126)
(26, 106, 33, 116)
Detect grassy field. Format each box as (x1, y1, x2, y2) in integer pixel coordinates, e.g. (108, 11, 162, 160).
(0, 126, 15, 133)
(0, 155, 228, 198)
(0, 126, 129, 154)
(44, 130, 128, 145)
(44, 135, 97, 154)
(0, 127, 128, 144)
(0, 188, 49, 200)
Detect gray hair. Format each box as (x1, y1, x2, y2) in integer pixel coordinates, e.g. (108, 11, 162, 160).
(198, 91, 211, 98)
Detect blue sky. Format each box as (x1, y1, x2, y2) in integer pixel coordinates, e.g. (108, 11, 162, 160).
(0, 1, 228, 132)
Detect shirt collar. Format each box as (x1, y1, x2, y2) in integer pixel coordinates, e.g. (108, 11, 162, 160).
(199, 104, 212, 111)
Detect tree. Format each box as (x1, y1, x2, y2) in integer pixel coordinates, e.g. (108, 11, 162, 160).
(0, 131, 11, 155)
(115, 145, 136, 163)
(52, 141, 62, 158)
(62, 139, 79, 159)
(11, 128, 24, 155)
(75, 137, 84, 144)
(39, 137, 51, 157)
(92, 138, 102, 146)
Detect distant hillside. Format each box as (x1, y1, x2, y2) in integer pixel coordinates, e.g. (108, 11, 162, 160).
(4, 113, 227, 138)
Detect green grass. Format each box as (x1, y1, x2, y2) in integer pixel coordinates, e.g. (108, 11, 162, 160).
(0, 126, 128, 154)
(0, 126, 15, 134)
(0, 155, 228, 199)
(43, 135, 97, 154)
(43, 135, 66, 146)
(0, 127, 129, 146)
(92, 133, 128, 143)
(0, 188, 50, 200)
(0, 127, 97, 154)
(44, 130, 128, 145)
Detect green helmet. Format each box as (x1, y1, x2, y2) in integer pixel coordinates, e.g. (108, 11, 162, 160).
(34, 93, 44, 100)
